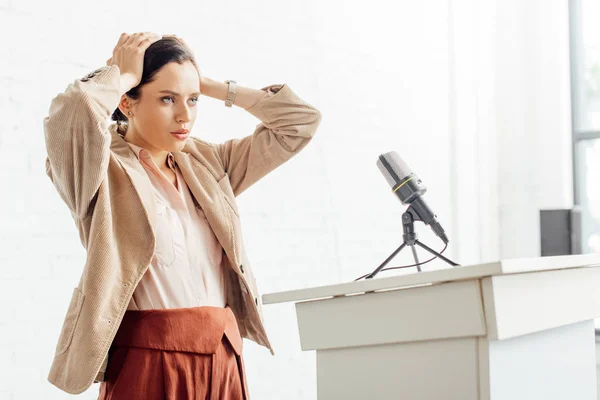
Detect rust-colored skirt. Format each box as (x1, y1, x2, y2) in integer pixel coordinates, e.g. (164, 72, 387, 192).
(97, 306, 248, 399)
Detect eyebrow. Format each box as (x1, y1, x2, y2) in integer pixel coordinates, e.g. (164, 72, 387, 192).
(158, 90, 201, 96)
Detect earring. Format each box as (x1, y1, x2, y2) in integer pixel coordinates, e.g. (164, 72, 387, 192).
(127, 111, 132, 116)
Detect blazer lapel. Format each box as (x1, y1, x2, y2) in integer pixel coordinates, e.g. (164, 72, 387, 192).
(173, 152, 237, 264)
(109, 126, 157, 233)
(108, 124, 237, 266)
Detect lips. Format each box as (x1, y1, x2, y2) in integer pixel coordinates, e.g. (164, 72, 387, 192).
(170, 132, 189, 141)
(171, 129, 189, 135)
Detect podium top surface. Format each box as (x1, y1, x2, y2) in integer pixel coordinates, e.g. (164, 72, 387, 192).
(262, 254, 600, 305)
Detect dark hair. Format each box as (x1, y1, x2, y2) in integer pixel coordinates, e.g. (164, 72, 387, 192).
(111, 37, 199, 136)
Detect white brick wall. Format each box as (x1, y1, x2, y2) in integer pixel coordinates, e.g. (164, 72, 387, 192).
(1, 0, 593, 399)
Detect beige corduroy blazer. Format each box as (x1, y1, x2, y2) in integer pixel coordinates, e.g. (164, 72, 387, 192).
(43, 64, 321, 394)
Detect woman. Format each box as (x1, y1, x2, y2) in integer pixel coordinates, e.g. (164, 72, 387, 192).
(44, 32, 321, 399)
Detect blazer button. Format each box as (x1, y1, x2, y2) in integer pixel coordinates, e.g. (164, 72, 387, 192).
(81, 77, 89, 82)
(255, 297, 258, 305)
(240, 264, 244, 273)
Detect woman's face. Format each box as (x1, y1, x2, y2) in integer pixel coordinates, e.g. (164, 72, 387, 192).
(122, 60, 201, 155)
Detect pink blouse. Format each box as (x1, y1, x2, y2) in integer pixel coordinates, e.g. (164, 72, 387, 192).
(125, 142, 227, 310)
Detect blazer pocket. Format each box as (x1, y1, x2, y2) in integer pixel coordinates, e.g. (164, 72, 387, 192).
(217, 174, 239, 217)
(55, 287, 85, 356)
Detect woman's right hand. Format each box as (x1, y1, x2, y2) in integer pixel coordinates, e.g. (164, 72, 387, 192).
(106, 32, 162, 93)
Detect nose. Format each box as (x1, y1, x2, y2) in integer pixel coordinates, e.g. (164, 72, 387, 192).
(176, 105, 192, 124)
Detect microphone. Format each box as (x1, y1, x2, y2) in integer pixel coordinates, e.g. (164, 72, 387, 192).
(377, 151, 449, 244)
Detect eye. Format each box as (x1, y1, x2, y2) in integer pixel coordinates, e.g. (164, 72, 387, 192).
(161, 96, 199, 105)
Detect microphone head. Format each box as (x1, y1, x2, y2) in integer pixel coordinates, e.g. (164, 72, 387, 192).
(376, 151, 413, 188)
(376, 150, 450, 245)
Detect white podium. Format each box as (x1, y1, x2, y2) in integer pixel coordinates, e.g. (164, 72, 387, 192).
(263, 254, 600, 400)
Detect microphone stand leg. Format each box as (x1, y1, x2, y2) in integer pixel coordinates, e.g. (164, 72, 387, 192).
(365, 243, 408, 279)
(415, 240, 459, 267)
(410, 245, 421, 272)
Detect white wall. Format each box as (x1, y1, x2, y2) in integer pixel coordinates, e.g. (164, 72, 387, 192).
(494, 0, 574, 257)
(0, 0, 578, 399)
(449, 0, 574, 264)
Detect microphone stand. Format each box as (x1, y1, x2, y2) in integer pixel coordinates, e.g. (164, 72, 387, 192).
(365, 205, 459, 279)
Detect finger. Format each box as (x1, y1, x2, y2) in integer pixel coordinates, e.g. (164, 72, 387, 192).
(123, 32, 142, 47)
(165, 35, 192, 53)
(161, 34, 181, 43)
(138, 36, 161, 50)
(131, 32, 159, 45)
(113, 33, 130, 54)
(137, 33, 162, 47)
(116, 32, 130, 48)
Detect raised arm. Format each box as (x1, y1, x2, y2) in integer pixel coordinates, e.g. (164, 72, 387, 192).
(44, 32, 160, 219)
(198, 78, 322, 197)
(44, 65, 122, 219)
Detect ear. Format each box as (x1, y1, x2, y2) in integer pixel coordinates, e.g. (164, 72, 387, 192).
(117, 94, 133, 116)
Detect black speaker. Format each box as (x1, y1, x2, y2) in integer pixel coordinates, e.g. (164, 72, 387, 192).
(540, 208, 582, 256)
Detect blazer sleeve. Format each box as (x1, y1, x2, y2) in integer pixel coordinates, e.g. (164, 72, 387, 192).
(44, 65, 121, 219)
(215, 83, 322, 197)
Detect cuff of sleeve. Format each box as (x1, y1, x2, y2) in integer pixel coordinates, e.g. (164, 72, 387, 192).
(87, 64, 121, 87)
(79, 64, 123, 116)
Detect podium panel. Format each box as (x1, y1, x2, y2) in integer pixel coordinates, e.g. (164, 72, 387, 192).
(317, 338, 479, 400)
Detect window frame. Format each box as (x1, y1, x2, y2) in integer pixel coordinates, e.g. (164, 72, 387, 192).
(568, 0, 600, 334)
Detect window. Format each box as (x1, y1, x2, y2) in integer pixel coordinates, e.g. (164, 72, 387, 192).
(569, 0, 600, 330)
(569, 0, 600, 254)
